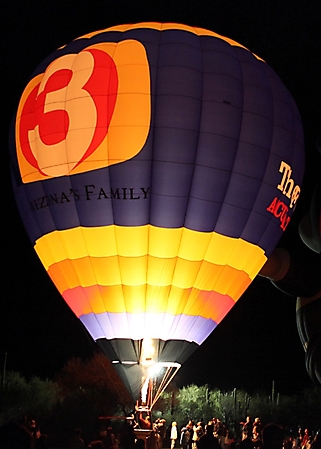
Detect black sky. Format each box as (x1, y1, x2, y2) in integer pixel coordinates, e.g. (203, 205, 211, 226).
(2, 0, 321, 396)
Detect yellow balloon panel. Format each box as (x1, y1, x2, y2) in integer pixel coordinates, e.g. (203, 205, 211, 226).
(36, 225, 265, 323)
(36, 225, 266, 274)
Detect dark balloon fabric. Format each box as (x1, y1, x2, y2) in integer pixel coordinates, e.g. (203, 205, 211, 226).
(269, 177, 321, 386)
(297, 295, 321, 385)
(10, 23, 305, 400)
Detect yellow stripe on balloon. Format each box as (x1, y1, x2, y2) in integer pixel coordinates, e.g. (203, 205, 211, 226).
(35, 225, 267, 274)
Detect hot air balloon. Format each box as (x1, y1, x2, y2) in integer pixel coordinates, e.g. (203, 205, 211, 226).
(261, 174, 321, 385)
(9, 22, 305, 409)
(297, 176, 321, 384)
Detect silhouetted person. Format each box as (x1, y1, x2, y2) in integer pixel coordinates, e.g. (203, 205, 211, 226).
(261, 424, 284, 449)
(102, 427, 117, 449)
(181, 427, 191, 449)
(87, 442, 104, 449)
(240, 417, 253, 441)
(30, 420, 48, 449)
(240, 438, 254, 449)
(140, 413, 151, 430)
(0, 416, 33, 449)
(156, 419, 167, 449)
(120, 420, 136, 449)
(171, 422, 178, 449)
(135, 439, 145, 449)
(147, 430, 159, 449)
(68, 428, 85, 449)
(197, 424, 221, 449)
(253, 418, 262, 449)
(301, 429, 310, 449)
(311, 434, 321, 449)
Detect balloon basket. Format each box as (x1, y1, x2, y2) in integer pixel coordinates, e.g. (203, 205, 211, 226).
(134, 429, 153, 448)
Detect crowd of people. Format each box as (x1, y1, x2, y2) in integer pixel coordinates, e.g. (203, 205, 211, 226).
(0, 415, 48, 448)
(101, 415, 321, 449)
(142, 416, 321, 449)
(0, 413, 320, 449)
(85, 417, 321, 449)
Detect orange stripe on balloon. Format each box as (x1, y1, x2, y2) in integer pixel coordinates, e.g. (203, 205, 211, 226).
(46, 255, 252, 298)
(76, 23, 264, 61)
(62, 284, 235, 325)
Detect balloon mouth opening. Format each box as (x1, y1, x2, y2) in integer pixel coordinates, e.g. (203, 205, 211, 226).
(112, 359, 181, 409)
(140, 361, 181, 409)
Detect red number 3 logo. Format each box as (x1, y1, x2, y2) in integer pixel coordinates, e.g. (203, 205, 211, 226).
(16, 40, 151, 183)
(19, 49, 117, 177)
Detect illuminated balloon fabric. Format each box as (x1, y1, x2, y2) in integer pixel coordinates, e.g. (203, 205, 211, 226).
(10, 23, 305, 399)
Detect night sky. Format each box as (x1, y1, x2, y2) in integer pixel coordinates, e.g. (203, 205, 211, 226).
(2, 0, 321, 397)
